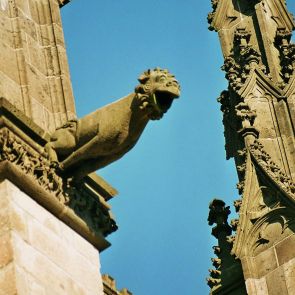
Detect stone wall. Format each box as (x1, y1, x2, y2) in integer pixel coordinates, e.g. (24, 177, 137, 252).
(0, 0, 75, 133)
(0, 180, 103, 295)
(243, 234, 295, 294)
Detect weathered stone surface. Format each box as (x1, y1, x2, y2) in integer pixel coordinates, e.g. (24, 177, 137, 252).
(275, 234, 295, 266)
(0, 264, 17, 295)
(0, 180, 104, 295)
(265, 266, 288, 295)
(0, 0, 75, 132)
(245, 278, 268, 295)
(254, 247, 278, 278)
(208, 0, 295, 294)
(45, 68, 180, 180)
(0, 98, 118, 249)
(284, 258, 295, 293)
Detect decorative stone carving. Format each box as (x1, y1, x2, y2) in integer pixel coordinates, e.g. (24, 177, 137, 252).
(234, 199, 243, 213)
(0, 127, 117, 239)
(249, 140, 295, 196)
(211, 257, 222, 269)
(213, 245, 221, 256)
(208, 1, 295, 293)
(236, 181, 245, 195)
(208, 199, 232, 238)
(0, 97, 118, 250)
(207, 199, 245, 293)
(209, 269, 221, 278)
(102, 275, 133, 295)
(207, 0, 220, 31)
(230, 219, 239, 231)
(275, 28, 295, 85)
(248, 210, 295, 256)
(0, 128, 62, 197)
(221, 28, 260, 91)
(45, 68, 180, 181)
(235, 102, 257, 128)
(207, 277, 221, 289)
(217, 90, 230, 114)
(226, 235, 236, 248)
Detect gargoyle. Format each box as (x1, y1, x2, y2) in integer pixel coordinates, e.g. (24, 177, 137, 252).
(45, 68, 180, 180)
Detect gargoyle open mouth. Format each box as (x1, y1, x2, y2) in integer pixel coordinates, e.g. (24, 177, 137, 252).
(153, 91, 178, 113)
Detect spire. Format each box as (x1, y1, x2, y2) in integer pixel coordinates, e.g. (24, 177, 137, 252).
(208, 1, 295, 294)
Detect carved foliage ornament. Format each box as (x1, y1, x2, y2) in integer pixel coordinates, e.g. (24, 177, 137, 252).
(248, 209, 295, 256)
(249, 140, 295, 196)
(207, 0, 219, 31)
(275, 28, 295, 86)
(222, 28, 260, 91)
(0, 128, 117, 237)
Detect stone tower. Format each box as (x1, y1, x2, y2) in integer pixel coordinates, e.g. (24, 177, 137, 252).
(207, 0, 295, 294)
(0, 1, 118, 294)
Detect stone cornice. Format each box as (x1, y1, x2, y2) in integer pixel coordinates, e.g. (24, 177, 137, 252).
(0, 97, 117, 251)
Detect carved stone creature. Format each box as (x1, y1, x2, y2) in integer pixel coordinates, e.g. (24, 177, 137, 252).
(45, 68, 180, 179)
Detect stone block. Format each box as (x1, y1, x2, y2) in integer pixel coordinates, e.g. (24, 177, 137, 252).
(10, 202, 29, 241)
(26, 277, 46, 295)
(37, 0, 51, 26)
(0, 183, 9, 209)
(15, 0, 32, 19)
(15, 265, 29, 295)
(14, 231, 102, 294)
(27, 64, 51, 109)
(27, 35, 46, 75)
(0, 41, 20, 84)
(245, 278, 268, 295)
(53, 23, 65, 46)
(241, 256, 257, 279)
(283, 258, 295, 293)
(0, 14, 14, 48)
(0, 208, 10, 236)
(0, 232, 13, 269)
(19, 14, 38, 41)
(71, 229, 100, 266)
(44, 48, 55, 76)
(10, 182, 47, 220)
(275, 234, 295, 266)
(254, 247, 278, 278)
(27, 217, 72, 270)
(13, 232, 72, 295)
(0, 264, 17, 295)
(3, 179, 104, 294)
(30, 97, 47, 130)
(265, 266, 288, 295)
(0, 71, 23, 111)
(60, 75, 75, 114)
(50, 0, 62, 26)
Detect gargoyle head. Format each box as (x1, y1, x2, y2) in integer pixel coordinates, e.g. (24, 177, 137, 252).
(135, 68, 180, 120)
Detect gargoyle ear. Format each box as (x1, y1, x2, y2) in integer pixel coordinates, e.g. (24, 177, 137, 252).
(138, 69, 151, 83)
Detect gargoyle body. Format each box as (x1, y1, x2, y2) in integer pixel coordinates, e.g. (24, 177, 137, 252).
(45, 68, 180, 180)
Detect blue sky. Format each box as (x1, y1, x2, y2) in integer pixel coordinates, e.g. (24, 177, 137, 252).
(61, 1, 295, 294)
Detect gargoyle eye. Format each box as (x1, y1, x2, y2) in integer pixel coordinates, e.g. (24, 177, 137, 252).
(157, 75, 166, 82)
